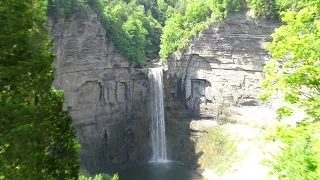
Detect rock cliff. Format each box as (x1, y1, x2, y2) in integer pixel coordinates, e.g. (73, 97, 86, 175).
(47, 14, 149, 173)
(47, 10, 280, 175)
(164, 13, 280, 166)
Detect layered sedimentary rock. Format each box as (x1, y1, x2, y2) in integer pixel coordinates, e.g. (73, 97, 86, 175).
(47, 14, 149, 173)
(47, 9, 280, 173)
(165, 13, 279, 166)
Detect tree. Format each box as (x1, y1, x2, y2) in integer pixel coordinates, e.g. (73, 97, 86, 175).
(259, 1, 320, 179)
(99, 0, 162, 65)
(47, 0, 89, 18)
(0, 1, 79, 179)
(246, 0, 279, 20)
(260, 5, 320, 122)
(159, 0, 243, 60)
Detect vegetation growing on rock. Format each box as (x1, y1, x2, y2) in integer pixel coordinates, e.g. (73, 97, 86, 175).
(159, 0, 243, 60)
(196, 126, 239, 175)
(47, 0, 246, 65)
(79, 173, 119, 180)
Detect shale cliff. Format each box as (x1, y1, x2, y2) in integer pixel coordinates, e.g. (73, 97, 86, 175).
(47, 11, 279, 174)
(47, 13, 149, 173)
(164, 13, 279, 166)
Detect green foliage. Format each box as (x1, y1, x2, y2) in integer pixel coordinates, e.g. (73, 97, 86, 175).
(274, 0, 320, 12)
(209, 0, 242, 19)
(247, 0, 320, 20)
(47, 0, 163, 65)
(47, 0, 90, 18)
(0, 0, 79, 179)
(196, 126, 239, 175)
(87, 0, 162, 66)
(135, 0, 167, 25)
(259, 1, 320, 179)
(261, 5, 320, 122)
(275, 106, 293, 120)
(159, 0, 243, 60)
(79, 173, 119, 180)
(48, 0, 248, 64)
(246, 0, 279, 20)
(103, 1, 162, 65)
(263, 123, 320, 180)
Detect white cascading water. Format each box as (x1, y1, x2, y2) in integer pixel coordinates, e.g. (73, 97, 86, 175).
(148, 68, 167, 162)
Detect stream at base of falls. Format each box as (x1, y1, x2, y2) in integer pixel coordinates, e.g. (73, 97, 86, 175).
(118, 69, 203, 180)
(118, 161, 203, 180)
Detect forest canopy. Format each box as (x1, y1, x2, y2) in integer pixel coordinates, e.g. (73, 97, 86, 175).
(47, 0, 247, 65)
(46, 0, 317, 65)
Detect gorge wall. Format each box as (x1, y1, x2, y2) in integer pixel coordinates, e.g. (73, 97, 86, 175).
(164, 13, 279, 167)
(47, 13, 150, 173)
(47, 11, 279, 174)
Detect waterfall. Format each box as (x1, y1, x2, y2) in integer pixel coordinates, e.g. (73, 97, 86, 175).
(148, 68, 167, 162)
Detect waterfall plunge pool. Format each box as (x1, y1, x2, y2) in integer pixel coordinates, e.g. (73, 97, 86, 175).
(118, 161, 203, 180)
(119, 69, 203, 180)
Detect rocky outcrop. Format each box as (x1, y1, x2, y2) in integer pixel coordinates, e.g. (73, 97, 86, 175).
(47, 14, 149, 173)
(165, 13, 280, 166)
(47, 9, 280, 174)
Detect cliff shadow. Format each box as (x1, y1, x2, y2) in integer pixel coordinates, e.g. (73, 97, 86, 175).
(163, 71, 206, 174)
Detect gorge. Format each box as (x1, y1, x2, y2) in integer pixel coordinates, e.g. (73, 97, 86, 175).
(47, 9, 279, 178)
(3, 0, 319, 179)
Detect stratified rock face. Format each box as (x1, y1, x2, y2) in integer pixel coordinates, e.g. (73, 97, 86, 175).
(47, 14, 149, 173)
(165, 13, 279, 166)
(166, 13, 279, 119)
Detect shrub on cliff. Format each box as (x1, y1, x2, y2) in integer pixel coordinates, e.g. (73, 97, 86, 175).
(247, 0, 320, 20)
(101, 0, 162, 66)
(47, 0, 90, 18)
(196, 126, 239, 175)
(79, 173, 119, 180)
(46, 0, 247, 65)
(159, 0, 243, 60)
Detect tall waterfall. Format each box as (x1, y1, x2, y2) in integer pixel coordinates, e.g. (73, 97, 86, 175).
(148, 68, 167, 162)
